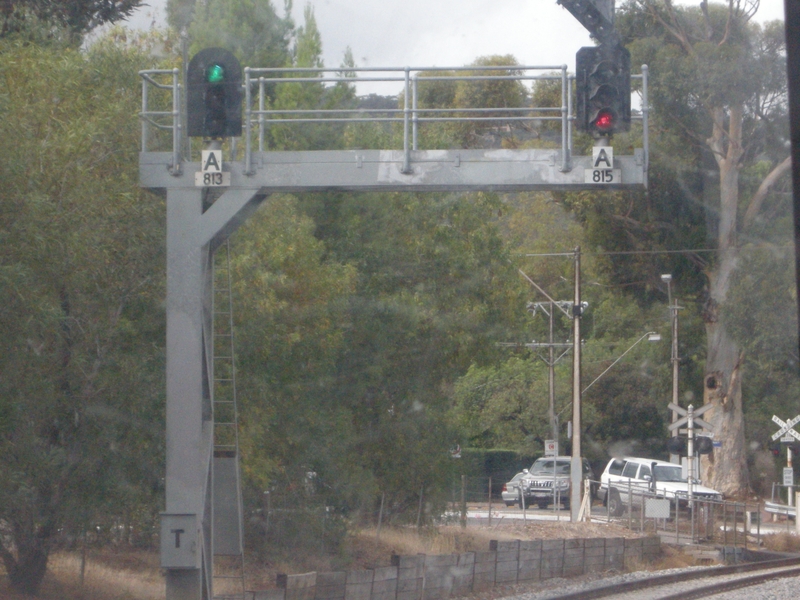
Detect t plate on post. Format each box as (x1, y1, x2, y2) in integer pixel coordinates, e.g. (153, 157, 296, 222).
(161, 514, 200, 569)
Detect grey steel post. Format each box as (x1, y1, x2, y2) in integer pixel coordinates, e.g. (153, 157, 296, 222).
(641, 65, 649, 174)
(567, 73, 574, 158)
(549, 301, 557, 455)
(165, 187, 214, 599)
(460, 475, 467, 528)
(788, 446, 794, 506)
(258, 77, 266, 152)
(141, 73, 149, 152)
(570, 247, 582, 522)
(796, 492, 800, 535)
(172, 68, 181, 174)
(181, 29, 190, 161)
(412, 74, 419, 151)
(671, 289, 679, 456)
(560, 65, 569, 172)
(402, 67, 411, 173)
(687, 404, 694, 495)
(663, 274, 680, 464)
(245, 67, 252, 174)
(627, 478, 632, 529)
(688, 404, 695, 542)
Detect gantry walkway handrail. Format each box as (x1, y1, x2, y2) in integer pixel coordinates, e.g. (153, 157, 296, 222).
(139, 63, 649, 182)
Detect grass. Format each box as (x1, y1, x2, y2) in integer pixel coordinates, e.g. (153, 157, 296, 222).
(0, 520, 736, 599)
(0, 550, 163, 600)
(763, 531, 800, 553)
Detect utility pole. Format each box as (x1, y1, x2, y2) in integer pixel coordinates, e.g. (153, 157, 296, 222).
(570, 247, 582, 522)
(527, 301, 575, 457)
(549, 301, 557, 452)
(662, 274, 680, 464)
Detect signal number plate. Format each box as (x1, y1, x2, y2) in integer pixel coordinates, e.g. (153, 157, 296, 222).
(194, 171, 231, 187)
(585, 168, 620, 184)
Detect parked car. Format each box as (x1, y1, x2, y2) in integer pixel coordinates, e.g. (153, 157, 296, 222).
(501, 471, 526, 507)
(598, 456, 723, 516)
(518, 456, 595, 510)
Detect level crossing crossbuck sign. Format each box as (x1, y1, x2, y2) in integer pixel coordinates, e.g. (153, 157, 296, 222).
(772, 415, 800, 443)
(668, 402, 714, 434)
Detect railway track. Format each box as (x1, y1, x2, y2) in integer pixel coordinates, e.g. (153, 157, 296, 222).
(541, 556, 800, 599)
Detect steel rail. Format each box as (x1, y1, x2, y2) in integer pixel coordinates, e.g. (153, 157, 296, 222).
(657, 565, 800, 599)
(542, 556, 800, 600)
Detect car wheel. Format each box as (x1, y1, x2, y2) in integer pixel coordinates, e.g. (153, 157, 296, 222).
(562, 500, 570, 510)
(537, 502, 548, 510)
(607, 489, 624, 516)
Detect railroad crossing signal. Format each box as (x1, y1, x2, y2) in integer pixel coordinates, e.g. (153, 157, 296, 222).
(771, 415, 800, 443)
(187, 48, 243, 138)
(667, 402, 713, 434)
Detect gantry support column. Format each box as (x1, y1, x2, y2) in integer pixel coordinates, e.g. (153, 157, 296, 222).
(160, 186, 265, 600)
(163, 188, 214, 599)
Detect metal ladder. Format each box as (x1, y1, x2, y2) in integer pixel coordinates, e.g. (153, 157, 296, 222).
(212, 239, 246, 600)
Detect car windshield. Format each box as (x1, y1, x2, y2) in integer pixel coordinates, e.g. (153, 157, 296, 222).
(653, 465, 684, 482)
(530, 459, 571, 475)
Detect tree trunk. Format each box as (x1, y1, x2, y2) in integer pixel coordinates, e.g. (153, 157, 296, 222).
(3, 540, 50, 596)
(699, 103, 749, 496)
(701, 305, 748, 495)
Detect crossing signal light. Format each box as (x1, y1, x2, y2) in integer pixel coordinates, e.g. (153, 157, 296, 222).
(666, 436, 686, 455)
(575, 43, 631, 137)
(187, 48, 242, 138)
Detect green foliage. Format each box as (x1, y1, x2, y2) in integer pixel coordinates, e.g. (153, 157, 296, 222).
(188, 0, 292, 68)
(0, 0, 143, 43)
(0, 39, 164, 594)
(454, 55, 527, 112)
(450, 358, 551, 453)
(268, 6, 357, 150)
(224, 187, 530, 528)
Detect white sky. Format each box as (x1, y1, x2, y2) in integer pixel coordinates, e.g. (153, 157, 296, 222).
(126, 0, 786, 91)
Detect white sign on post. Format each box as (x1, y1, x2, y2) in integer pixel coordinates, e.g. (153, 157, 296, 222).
(585, 146, 621, 184)
(195, 149, 231, 187)
(783, 467, 794, 487)
(544, 440, 558, 457)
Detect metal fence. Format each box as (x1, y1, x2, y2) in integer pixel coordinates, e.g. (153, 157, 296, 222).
(596, 479, 765, 549)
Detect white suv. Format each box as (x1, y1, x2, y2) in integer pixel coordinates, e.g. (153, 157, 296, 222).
(598, 456, 722, 516)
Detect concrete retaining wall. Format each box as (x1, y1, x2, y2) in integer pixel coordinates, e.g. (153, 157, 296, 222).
(252, 536, 660, 600)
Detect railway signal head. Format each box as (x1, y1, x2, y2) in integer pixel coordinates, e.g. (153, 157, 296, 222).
(187, 48, 242, 138)
(575, 43, 631, 137)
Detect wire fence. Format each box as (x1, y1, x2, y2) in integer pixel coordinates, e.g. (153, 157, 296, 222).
(596, 480, 764, 548)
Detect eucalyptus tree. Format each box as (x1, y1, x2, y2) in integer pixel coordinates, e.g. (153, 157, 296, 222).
(0, 0, 142, 41)
(613, 0, 790, 495)
(0, 39, 164, 594)
(184, 0, 294, 69)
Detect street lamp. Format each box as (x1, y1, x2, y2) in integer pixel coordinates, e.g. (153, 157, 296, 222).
(582, 331, 661, 394)
(661, 273, 680, 464)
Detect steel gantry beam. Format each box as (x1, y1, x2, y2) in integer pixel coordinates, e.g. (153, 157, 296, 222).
(140, 60, 649, 599)
(141, 147, 647, 194)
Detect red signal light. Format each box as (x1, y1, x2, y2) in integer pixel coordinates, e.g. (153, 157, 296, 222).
(594, 109, 615, 131)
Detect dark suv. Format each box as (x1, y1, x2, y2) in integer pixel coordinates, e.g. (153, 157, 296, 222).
(519, 456, 594, 510)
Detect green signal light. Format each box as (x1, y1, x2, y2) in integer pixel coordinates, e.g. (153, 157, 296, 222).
(207, 64, 225, 83)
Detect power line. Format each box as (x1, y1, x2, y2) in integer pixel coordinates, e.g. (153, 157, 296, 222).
(521, 245, 793, 258)
(520, 248, 716, 257)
